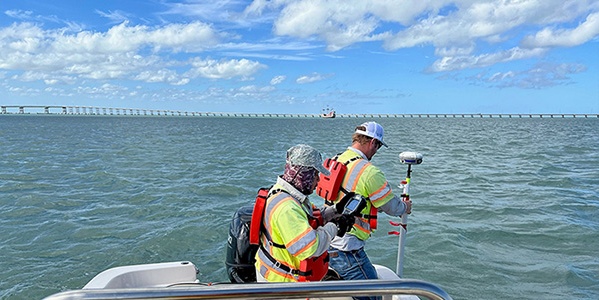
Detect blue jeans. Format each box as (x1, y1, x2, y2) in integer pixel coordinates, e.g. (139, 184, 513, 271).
(328, 247, 380, 300)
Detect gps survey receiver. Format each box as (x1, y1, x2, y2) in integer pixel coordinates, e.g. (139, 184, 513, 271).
(399, 151, 423, 165)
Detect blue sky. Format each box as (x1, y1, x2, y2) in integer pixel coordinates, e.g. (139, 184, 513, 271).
(1, 0, 598, 114)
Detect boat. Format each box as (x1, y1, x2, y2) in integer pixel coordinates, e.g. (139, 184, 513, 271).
(322, 110, 336, 118)
(321, 106, 336, 118)
(43, 152, 450, 300)
(43, 261, 451, 300)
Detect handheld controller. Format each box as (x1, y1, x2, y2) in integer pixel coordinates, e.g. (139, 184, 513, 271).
(342, 194, 366, 216)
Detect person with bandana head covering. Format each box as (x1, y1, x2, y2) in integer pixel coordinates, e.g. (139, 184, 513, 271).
(254, 144, 354, 282)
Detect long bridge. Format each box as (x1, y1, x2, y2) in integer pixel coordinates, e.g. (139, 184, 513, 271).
(1, 105, 598, 118)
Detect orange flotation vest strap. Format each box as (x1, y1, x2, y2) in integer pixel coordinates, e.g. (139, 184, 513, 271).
(360, 206, 378, 230)
(258, 243, 329, 281)
(250, 188, 328, 281)
(249, 187, 269, 246)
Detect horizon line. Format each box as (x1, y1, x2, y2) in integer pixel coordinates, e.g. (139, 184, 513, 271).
(1, 105, 598, 119)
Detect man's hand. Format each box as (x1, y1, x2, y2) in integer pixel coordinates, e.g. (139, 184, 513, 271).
(403, 198, 412, 214)
(331, 214, 355, 237)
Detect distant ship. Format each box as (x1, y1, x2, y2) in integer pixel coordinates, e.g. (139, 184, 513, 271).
(321, 106, 335, 118)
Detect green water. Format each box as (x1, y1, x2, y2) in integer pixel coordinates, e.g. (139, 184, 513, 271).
(1, 115, 598, 299)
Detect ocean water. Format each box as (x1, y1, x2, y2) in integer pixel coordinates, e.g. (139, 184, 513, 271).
(0, 115, 598, 300)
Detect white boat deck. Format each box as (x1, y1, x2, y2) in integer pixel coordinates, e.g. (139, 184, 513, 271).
(43, 261, 451, 300)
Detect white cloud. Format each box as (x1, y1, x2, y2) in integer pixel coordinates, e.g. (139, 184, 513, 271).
(429, 47, 548, 72)
(273, 0, 386, 51)
(75, 83, 129, 98)
(44, 79, 59, 85)
(434, 44, 476, 57)
(368, 0, 452, 25)
(95, 9, 132, 24)
(0, 21, 249, 85)
(521, 12, 599, 48)
(163, 0, 248, 23)
(46, 21, 219, 54)
(5, 9, 34, 19)
(238, 84, 275, 93)
(5, 9, 85, 31)
(382, 0, 557, 51)
(269, 0, 596, 53)
(296, 72, 332, 84)
(14, 71, 77, 84)
(145, 22, 221, 52)
(489, 71, 515, 82)
(245, 0, 598, 74)
(270, 75, 286, 85)
(134, 69, 189, 85)
(482, 62, 588, 88)
(4, 9, 62, 23)
(187, 58, 266, 79)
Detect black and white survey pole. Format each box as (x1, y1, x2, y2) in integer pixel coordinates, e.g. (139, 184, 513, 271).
(393, 151, 423, 277)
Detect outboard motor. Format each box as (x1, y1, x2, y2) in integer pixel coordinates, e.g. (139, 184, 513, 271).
(225, 205, 257, 283)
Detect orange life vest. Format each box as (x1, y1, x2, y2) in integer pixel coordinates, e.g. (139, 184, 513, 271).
(317, 155, 378, 230)
(316, 158, 348, 201)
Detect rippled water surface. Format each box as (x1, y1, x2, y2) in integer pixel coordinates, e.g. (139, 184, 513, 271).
(1, 115, 598, 299)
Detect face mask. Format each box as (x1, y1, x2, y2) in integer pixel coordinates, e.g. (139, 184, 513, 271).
(282, 164, 318, 195)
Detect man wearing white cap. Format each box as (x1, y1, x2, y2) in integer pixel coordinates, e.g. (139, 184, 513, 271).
(255, 144, 354, 282)
(325, 122, 412, 300)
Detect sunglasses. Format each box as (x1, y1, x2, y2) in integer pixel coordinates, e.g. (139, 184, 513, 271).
(373, 139, 383, 149)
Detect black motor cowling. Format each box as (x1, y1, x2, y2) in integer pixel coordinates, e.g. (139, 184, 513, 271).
(225, 205, 257, 283)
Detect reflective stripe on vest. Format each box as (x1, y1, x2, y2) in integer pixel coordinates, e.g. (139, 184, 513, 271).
(369, 180, 392, 206)
(340, 156, 377, 241)
(340, 159, 371, 197)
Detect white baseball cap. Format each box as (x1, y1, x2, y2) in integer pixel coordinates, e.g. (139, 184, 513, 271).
(355, 121, 388, 147)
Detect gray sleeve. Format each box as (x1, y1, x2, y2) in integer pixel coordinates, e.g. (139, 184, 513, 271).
(377, 195, 406, 217)
(311, 223, 337, 257)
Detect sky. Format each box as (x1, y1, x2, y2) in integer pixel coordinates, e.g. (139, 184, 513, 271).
(0, 0, 598, 114)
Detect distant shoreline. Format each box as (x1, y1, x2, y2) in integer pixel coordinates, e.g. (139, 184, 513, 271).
(1, 112, 598, 119)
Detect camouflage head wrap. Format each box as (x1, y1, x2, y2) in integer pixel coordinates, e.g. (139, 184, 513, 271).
(282, 164, 318, 195)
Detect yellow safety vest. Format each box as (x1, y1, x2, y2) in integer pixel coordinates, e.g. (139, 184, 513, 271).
(255, 185, 324, 282)
(336, 149, 394, 241)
